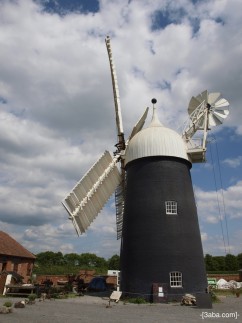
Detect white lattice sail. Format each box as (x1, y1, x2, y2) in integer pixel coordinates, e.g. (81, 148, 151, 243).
(62, 151, 122, 235)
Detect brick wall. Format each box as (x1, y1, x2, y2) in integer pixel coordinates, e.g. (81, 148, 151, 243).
(35, 274, 69, 285)
(0, 256, 34, 282)
(35, 270, 118, 288)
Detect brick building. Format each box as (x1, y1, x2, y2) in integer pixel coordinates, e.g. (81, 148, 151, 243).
(0, 231, 36, 283)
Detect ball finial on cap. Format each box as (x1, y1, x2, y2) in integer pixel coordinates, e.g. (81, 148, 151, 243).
(151, 98, 157, 104)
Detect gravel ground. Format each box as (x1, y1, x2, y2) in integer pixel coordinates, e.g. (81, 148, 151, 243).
(0, 294, 241, 323)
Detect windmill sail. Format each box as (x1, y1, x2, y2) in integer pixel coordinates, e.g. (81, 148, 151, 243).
(183, 90, 229, 163)
(129, 107, 149, 141)
(115, 181, 125, 239)
(63, 38, 150, 239)
(105, 36, 125, 151)
(62, 151, 122, 235)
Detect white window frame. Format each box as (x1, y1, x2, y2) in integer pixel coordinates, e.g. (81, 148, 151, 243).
(170, 271, 182, 288)
(165, 201, 178, 215)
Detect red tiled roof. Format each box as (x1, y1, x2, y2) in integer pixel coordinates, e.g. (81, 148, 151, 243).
(0, 231, 36, 259)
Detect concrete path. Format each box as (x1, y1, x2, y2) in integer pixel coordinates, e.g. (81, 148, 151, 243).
(0, 294, 241, 323)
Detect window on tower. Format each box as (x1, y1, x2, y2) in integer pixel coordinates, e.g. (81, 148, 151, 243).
(165, 201, 177, 214)
(170, 271, 182, 287)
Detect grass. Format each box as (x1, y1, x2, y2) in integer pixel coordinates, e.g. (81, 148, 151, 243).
(122, 297, 148, 304)
(210, 288, 241, 303)
(210, 291, 221, 303)
(213, 288, 241, 297)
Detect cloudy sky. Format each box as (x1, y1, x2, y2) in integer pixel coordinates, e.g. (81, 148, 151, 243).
(0, 0, 241, 259)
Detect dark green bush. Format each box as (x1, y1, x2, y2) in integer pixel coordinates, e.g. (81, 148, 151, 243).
(3, 301, 12, 307)
(28, 294, 37, 301)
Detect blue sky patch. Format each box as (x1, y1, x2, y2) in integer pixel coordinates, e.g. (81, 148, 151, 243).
(151, 7, 187, 31)
(36, 0, 99, 15)
(190, 17, 200, 35)
(151, 10, 173, 31)
(152, 80, 171, 91)
(0, 96, 7, 104)
(215, 17, 225, 26)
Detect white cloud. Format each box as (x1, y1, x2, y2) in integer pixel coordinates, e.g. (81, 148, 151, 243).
(201, 231, 208, 242)
(195, 180, 242, 255)
(223, 156, 242, 168)
(196, 181, 242, 222)
(0, 0, 242, 257)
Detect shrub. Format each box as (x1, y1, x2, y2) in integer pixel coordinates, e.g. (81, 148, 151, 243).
(3, 301, 12, 308)
(28, 294, 37, 301)
(124, 297, 147, 304)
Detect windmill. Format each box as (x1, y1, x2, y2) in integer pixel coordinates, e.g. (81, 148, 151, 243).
(62, 37, 230, 303)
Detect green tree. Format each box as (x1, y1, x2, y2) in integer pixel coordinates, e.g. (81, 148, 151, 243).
(204, 254, 214, 271)
(79, 253, 107, 269)
(108, 254, 120, 270)
(213, 256, 226, 271)
(225, 254, 239, 271)
(54, 252, 65, 265)
(36, 251, 64, 266)
(64, 253, 81, 266)
(237, 253, 242, 269)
